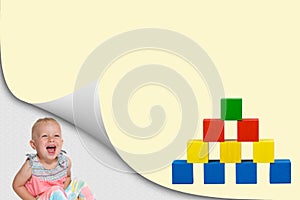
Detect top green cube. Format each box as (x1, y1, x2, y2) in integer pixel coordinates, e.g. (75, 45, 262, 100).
(221, 98, 242, 120)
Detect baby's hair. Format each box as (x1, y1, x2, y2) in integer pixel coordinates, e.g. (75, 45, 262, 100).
(31, 117, 61, 138)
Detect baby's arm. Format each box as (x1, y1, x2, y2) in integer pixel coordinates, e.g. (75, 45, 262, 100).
(12, 159, 36, 200)
(63, 156, 72, 189)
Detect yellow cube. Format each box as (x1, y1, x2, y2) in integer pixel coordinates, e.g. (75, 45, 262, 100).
(187, 140, 209, 163)
(253, 139, 274, 163)
(220, 140, 241, 163)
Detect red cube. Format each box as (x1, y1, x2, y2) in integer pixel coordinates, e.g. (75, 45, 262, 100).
(237, 118, 259, 142)
(203, 119, 224, 142)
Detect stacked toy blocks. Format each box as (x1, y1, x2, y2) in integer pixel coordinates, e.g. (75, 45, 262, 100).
(172, 98, 291, 185)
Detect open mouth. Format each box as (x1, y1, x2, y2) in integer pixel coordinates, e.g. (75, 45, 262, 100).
(46, 145, 56, 154)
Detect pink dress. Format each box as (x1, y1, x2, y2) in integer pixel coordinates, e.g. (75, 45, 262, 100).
(25, 152, 68, 198)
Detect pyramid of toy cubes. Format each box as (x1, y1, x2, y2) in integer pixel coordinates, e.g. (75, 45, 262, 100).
(172, 98, 291, 185)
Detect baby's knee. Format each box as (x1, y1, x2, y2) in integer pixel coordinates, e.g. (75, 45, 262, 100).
(40, 186, 67, 200)
(50, 189, 67, 200)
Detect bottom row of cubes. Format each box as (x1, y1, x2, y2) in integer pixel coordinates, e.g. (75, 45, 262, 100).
(172, 159, 291, 184)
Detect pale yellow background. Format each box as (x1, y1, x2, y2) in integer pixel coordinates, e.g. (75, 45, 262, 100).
(1, 1, 299, 199)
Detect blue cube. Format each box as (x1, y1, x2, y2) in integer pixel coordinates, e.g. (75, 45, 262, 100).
(172, 160, 193, 184)
(270, 159, 291, 184)
(204, 160, 225, 184)
(236, 160, 257, 184)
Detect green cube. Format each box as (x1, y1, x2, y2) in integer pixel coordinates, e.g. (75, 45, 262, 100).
(221, 98, 242, 120)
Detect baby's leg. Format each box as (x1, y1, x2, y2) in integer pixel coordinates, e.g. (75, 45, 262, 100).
(65, 178, 95, 200)
(37, 186, 67, 200)
(48, 190, 68, 200)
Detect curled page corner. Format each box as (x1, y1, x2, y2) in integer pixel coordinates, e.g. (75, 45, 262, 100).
(35, 80, 134, 173)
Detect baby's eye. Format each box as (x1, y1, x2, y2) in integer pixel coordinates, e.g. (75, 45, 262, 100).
(54, 135, 60, 138)
(41, 135, 48, 138)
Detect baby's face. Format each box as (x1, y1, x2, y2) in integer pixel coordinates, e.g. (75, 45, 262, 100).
(31, 121, 63, 163)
